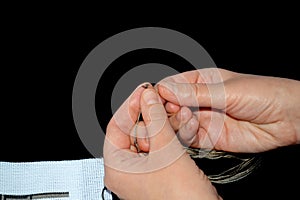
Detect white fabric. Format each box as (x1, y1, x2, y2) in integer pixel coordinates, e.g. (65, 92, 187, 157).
(0, 158, 112, 200)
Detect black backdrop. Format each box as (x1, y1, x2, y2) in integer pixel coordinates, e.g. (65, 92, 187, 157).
(1, 12, 299, 200)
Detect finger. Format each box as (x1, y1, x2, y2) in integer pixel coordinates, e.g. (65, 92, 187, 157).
(158, 82, 226, 110)
(165, 102, 180, 114)
(129, 121, 150, 152)
(140, 88, 177, 151)
(107, 83, 149, 149)
(159, 68, 238, 84)
(158, 93, 166, 105)
(112, 83, 149, 136)
(168, 106, 193, 131)
(136, 121, 150, 152)
(192, 110, 226, 150)
(177, 114, 199, 147)
(127, 87, 185, 172)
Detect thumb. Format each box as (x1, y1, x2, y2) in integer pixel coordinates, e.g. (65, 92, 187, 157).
(158, 82, 226, 110)
(141, 88, 178, 151)
(139, 88, 187, 172)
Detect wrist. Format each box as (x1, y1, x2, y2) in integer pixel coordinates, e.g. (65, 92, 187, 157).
(284, 78, 300, 144)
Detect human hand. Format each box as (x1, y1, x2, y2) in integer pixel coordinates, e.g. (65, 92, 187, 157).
(158, 68, 300, 153)
(104, 84, 221, 200)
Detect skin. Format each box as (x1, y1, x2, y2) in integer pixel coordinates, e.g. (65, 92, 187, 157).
(104, 68, 300, 199)
(104, 85, 221, 200)
(158, 68, 300, 152)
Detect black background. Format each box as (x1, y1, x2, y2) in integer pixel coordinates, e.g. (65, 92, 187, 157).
(1, 8, 300, 200)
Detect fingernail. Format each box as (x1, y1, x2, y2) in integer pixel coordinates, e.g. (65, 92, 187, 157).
(143, 89, 159, 105)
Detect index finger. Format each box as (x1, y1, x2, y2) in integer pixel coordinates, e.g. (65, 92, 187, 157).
(106, 83, 148, 148)
(158, 68, 238, 84)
